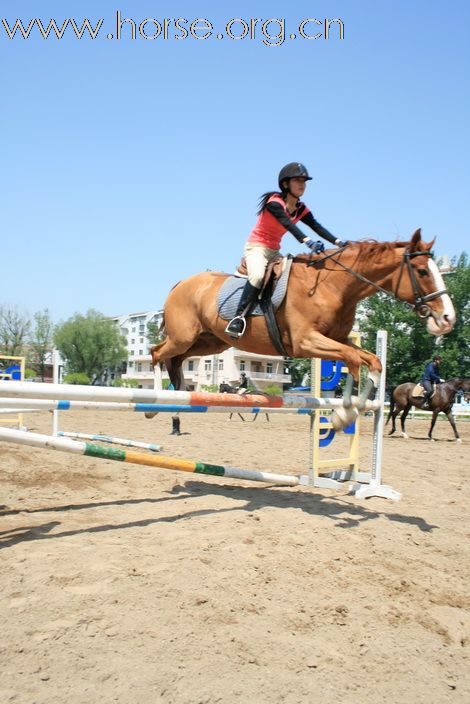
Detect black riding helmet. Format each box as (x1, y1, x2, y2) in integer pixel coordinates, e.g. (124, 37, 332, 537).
(278, 162, 312, 191)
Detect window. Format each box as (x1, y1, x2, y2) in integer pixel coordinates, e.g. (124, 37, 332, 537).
(204, 360, 212, 372)
(139, 350, 143, 355)
(266, 363, 273, 374)
(140, 337, 144, 343)
(131, 339, 135, 345)
(239, 360, 246, 371)
(128, 361, 134, 367)
(132, 327, 136, 333)
(218, 359, 224, 370)
(188, 360, 194, 371)
(137, 363, 142, 371)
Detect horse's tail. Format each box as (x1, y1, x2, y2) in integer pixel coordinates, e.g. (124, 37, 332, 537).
(385, 389, 395, 425)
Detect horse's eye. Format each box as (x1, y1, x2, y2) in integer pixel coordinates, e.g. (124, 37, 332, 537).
(417, 268, 428, 277)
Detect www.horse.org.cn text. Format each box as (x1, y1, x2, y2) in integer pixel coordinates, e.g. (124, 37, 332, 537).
(2, 13, 345, 46)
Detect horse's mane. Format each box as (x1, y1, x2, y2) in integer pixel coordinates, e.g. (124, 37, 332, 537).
(293, 239, 411, 264)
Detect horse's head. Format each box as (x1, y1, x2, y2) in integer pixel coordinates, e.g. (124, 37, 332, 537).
(460, 378, 470, 398)
(392, 229, 455, 336)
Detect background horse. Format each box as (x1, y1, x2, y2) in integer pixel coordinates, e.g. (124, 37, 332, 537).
(386, 378, 470, 442)
(150, 230, 455, 428)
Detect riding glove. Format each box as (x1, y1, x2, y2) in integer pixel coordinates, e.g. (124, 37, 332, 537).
(304, 239, 325, 254)
(335, 239, 349, 247)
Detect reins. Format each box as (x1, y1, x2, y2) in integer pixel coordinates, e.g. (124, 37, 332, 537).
(307, 246, 447, 319)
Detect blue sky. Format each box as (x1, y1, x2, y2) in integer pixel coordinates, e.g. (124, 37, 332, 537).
(2, 0, 469, 322)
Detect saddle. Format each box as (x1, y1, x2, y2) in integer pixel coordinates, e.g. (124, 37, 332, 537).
(217, 255, 294, 356)
(236, 255, 286, 291)
(412, 382, 435, 398)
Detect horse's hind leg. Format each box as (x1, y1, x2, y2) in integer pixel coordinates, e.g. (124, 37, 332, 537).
(399, 405, 411, 438)
(387, 406, 401, 436)
(160, 334, 229, 391)
(427, 411, 439, 441)
(144, 335, 201, 418)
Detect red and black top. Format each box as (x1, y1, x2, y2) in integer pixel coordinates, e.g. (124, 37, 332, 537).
(247, 193, 337, 250)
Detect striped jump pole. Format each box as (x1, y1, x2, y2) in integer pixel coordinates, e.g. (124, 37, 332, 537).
(0, 398, 314, 415)
(57, 431, 162, 453)
(0, 427, 304, 487)
(0, 381, 380, 414)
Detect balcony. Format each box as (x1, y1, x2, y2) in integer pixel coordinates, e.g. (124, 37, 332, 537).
(248, 372, 291, 382)
(232, 349, 285, 360)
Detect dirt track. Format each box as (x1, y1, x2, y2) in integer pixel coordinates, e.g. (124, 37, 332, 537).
(1, 410, 469, 704)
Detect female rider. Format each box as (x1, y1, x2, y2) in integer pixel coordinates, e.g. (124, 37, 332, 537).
(225, 162, 348, 338)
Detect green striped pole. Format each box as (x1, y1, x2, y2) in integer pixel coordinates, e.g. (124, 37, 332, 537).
(0, 427, 301, 486)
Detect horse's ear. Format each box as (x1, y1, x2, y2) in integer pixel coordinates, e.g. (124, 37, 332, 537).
(410, 229, 435, 253)
(424, 236, 436, 252)
(409, 229, 422, 251)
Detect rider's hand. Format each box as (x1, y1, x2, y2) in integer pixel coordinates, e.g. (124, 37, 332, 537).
(335, 239, 349, 247)
(304, 238, 325, 254)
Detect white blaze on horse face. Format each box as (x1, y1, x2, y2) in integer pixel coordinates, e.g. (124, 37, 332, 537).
(426, 259, 455, 335)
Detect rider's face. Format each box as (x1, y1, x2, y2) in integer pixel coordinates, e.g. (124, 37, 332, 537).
(287, 177, 307, 198)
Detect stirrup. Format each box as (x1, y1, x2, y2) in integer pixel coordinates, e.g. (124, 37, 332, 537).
(225, 315, 247, 338)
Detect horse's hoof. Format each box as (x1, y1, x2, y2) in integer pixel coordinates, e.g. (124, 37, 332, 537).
(456, 438, 462, 443)
(401, 433, 409, 439)
(331, 406, 359, 431)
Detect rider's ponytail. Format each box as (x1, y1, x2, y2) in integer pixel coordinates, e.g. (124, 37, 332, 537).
(257, 191, 283, 215)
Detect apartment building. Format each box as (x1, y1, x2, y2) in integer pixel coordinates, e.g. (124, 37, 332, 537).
(111, 309, 291, 391)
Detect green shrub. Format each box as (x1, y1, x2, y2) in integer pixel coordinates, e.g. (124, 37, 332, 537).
(63, 372, 91, 385)
(112, 378, 139, 388)
(264, 384, 283, 395)
(200, 384, 219, 392)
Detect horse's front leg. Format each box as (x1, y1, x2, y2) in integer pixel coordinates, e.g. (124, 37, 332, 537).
(293, 331, 375, 430)
(347, 342, 383, 405)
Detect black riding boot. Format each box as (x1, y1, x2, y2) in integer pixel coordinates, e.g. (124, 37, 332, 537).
(225, 281, 260, 338)
(422, 393, 431, 410)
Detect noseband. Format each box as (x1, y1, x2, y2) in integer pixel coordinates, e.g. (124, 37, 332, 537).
(309, 246, 447, 319)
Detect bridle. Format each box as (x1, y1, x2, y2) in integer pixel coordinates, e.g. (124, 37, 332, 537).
(308, 246, 447, 319)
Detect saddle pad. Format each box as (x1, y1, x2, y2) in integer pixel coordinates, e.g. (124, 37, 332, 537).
(217, 257, 293, 321)
(412, 383, 425, 397)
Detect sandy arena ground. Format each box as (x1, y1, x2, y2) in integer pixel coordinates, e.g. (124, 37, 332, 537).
(1, 409, 469, 704)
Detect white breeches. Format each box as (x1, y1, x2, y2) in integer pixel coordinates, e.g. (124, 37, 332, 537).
(244, 243, 279, 288)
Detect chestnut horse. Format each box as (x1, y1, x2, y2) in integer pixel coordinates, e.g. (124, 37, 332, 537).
(386, 378, 470, 441)
(149, 230, 455, 427)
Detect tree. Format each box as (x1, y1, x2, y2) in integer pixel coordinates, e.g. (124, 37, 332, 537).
(54, 309, 128, 384)
(147, 320, 165, 346)
(29, 308, 55, 381)
(0, 305, 30, 356)
(441, 253, 470, 377)
(285, 357, 311, 387)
